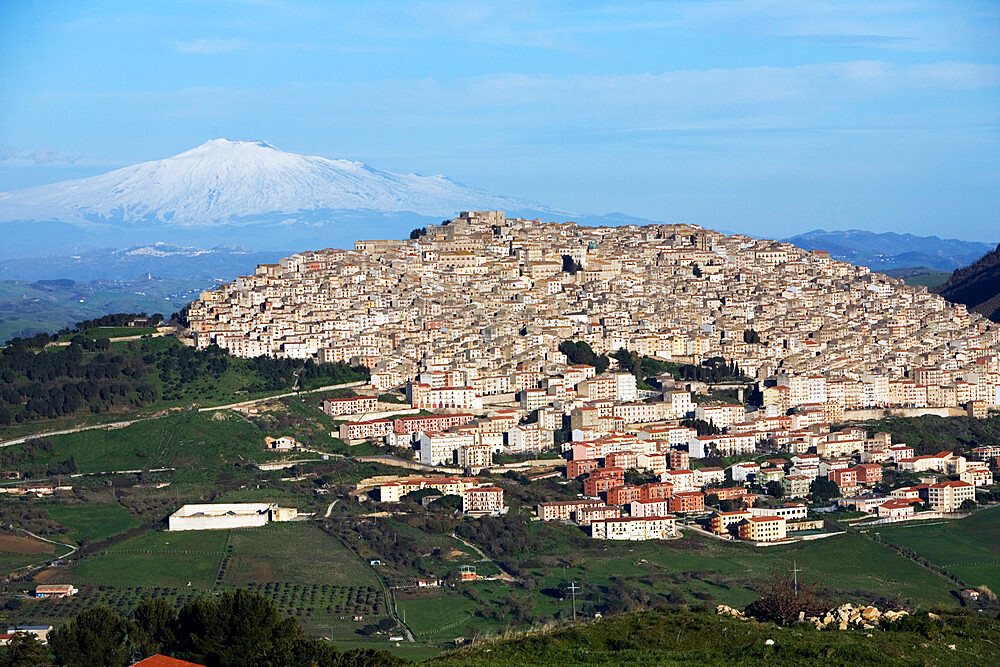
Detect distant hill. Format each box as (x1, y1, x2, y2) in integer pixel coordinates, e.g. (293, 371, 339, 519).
(784, 229, 995, 271)
(0, 243, 287, 282)
(0, 276, 211, 342)
(937, 243, 1000, 322)
(882, 266, 952, 288)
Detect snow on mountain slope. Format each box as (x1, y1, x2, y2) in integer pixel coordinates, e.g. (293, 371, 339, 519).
(0, 139, 554, 225)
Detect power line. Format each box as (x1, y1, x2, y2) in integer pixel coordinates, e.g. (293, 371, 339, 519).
(567, 581, 580, 622)
(789, 560, 802, 595)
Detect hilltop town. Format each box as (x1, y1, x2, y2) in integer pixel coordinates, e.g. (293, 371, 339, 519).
(3, 212, 1000, 660)
(182, 211, 1000, 540)
(190, 210, 999, 417)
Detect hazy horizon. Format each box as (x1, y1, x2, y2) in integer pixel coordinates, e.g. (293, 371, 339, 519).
(2, 1, 998, 241)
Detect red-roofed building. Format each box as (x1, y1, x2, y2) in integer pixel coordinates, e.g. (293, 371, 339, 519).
(567, 458, 600, 478)
(322, 395, 378, 416)
(738, 515, 787, 542)
(462, 486, 505, 515)
(583, 467, 625, 496)
(928, 480, 975, 512)
(607, 485, 642, 506)
(667, 491, 705, 514)
(576, 503, 622, 526)
(852, 463, 883, 486)
(639, 481, 674, 502)
(132, 655, 206, 667)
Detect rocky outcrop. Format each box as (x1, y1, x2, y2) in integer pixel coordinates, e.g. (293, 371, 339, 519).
(718, 603, 909, 630)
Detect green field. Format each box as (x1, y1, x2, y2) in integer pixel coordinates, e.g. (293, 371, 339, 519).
(0, 278, 203, 345)
(6, 410, 272, 482)
(514, 522, 957, 612)
(874, 507, 1000, 592)
(432, 607, 1000, 666)
(47, 503, 142, 543)
(223, 522, 378, 588)
(31, 523, 393, 639)
(902, 271, 951, 288)
(0, 550, 53, 573)
(392, 521, 960, 646)
(398, 593, 488, 639)
(68, 529, 229, 588)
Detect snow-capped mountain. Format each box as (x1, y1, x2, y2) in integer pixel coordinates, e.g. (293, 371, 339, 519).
(0, 139, 555, 225)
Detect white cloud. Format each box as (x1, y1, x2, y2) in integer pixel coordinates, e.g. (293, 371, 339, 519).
(0, 147, 83, 165)
(175, 38, 250, 55)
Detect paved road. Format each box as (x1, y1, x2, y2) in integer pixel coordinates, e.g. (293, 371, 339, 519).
(196, 380, 368, 413)
(451, 533, 517, 581)
(4, 529, 78, 580)
(0, 416, 163, 449)
(324, 499, 340, 518)
(0, 379, 369, 449)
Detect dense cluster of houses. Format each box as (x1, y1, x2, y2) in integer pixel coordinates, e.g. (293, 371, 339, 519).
(182, 210, 999, 542)
(188, 211, 1000, 426)
(376, 477, 505, 516)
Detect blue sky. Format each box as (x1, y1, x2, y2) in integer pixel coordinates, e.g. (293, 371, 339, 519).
(1, 0, 998, 240)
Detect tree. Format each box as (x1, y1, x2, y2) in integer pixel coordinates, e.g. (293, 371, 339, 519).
(743, 329, 761, 344)
(705, 493, 720, 507)
(611, 348, 642, 377)
(809, 477, 840, 503)
(131, 598, 177, 659)
(744, 574, 827, 625)
(558, 340, 609, 373)
(960, 498, 977, 510)
(173, 589, 311, 666)
(409, 227, 427, 239)
(691, 263, 702, 277)
(765, 481, 785, 498)
(0, 633, 53, 667)
(561, 255, 582, 274)
(50, 606, 136, 667)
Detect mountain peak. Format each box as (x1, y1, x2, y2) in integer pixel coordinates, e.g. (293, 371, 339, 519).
(0, 141, 555, 227)
(193, 138, 278, 151)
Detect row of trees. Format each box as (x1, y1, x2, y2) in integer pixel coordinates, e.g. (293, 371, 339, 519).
(562, 340, 748, 388)
(558, 340, 611, 374)
(0, 341, 159, 424)
(3, 313, 161, 351)
(21, 589, 405, 667)
(0, 313, 370, 426)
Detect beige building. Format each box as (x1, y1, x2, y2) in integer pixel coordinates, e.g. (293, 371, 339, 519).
(738, 516, 787, 542)
(168, 503, 297, 531)
(927, 480, 975, 512)
(590, 515, 677, 541)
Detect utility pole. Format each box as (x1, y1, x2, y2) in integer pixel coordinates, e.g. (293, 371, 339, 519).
(789, 560, 802, 595)
(568, 581, 580, 622)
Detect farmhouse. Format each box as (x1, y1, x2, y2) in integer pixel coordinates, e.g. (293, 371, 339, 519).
(34, 584, 77, 598)
(167, 503, 298, 531)
(265, 436, 298, 451)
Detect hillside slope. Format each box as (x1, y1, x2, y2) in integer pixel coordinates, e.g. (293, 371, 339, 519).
(937, 243, 1000, 322)
(784, 229, 994, 272)
(432, 608, 999, 666)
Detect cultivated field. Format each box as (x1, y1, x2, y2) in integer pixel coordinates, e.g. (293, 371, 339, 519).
(875, 506, 1000, 593)
(46, 503, 141, 543)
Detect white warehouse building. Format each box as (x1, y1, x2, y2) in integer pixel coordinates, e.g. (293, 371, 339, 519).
(168, 503, 298, 531)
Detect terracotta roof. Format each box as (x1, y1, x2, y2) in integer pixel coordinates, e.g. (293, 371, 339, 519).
(132, 656, 205, 667)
